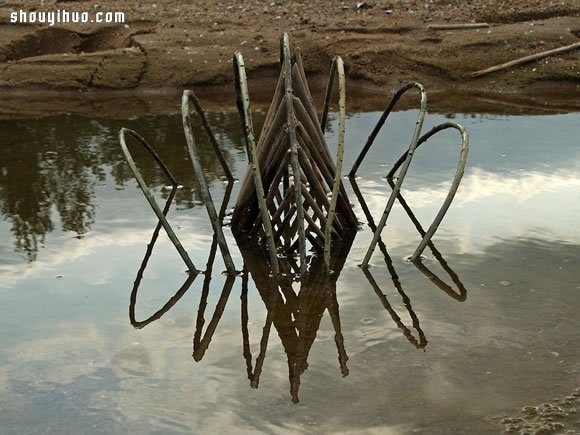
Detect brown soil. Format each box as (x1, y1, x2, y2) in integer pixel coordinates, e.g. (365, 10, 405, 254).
(0, 0, 579, 110)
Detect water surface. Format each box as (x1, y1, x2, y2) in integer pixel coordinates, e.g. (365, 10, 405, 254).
(0, 104, 579, 434)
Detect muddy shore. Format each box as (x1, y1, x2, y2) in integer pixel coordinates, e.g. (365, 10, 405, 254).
(1, 0, 579, 116)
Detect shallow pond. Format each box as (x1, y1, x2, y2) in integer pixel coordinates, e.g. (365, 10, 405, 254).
(0, 99, 579, 434)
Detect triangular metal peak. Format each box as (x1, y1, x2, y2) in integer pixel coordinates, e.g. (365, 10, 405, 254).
(232, 35, 357, 269)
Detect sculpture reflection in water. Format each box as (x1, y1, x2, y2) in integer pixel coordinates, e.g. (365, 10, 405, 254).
(350, 177, 467, 351)
(237, 238, 351, 403)
(129, 178, 351, 403)
(128, 178, 467, 403)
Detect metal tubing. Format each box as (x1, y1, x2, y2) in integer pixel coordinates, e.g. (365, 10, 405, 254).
(119, 127, 198, 273)
(281, 33, 307, 274)
(323, 56, 346, 268)
(233, 51, 280, 276)
(182, 90, 236, 275)
(349, 82, 427, 177)
(361, 83, 428, 267)
(400, 122, 469, 261)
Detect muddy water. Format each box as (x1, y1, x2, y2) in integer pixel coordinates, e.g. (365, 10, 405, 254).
(0, 106, 579, 434)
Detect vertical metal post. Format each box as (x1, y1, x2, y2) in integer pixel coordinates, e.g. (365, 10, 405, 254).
(233, 52, 280, 277)
(281, 33, 307, 275)
(322, 56, 346, 269)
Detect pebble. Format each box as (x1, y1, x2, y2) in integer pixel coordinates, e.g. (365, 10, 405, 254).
(499, 280, 512, 287)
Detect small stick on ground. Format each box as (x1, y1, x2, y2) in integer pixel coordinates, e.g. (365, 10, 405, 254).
(427, 23, 490, 30)
(468, 41, 580, 78)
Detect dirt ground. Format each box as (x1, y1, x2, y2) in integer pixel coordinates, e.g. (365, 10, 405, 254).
(0, 0, 579, 113)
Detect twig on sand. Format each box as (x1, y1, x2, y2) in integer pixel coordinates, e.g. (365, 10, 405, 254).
(468, 41, 580, 78)
(427, 23, 490, 30)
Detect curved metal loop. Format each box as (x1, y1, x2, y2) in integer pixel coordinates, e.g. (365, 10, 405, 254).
(280, 32, 307, 274)
(360, 83, 427, 267)
(192, 181, 237, 358)
(182, 90, 236, 275)
(349, 176, 427, 348)
(385, 177, 467, 301)
(118, 127, 198, 273)
(232, 51, 280, 276)
(390, 122, 469, 261)
(130, 181, 236, 329)
(350, 176, 460, 348)
(349, 82, 427, 177)
(321, 56, 346, 269)
(181, 90, 234, 181)
(192, 276, 236, 362)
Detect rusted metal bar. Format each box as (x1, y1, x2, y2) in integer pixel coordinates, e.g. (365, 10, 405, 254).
(320, 56, 338, 132)
(180, 91, 234, 181)
(350, 176, 427, 348)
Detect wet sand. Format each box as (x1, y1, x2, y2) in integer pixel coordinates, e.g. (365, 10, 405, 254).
(0, 0, 579, 99)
